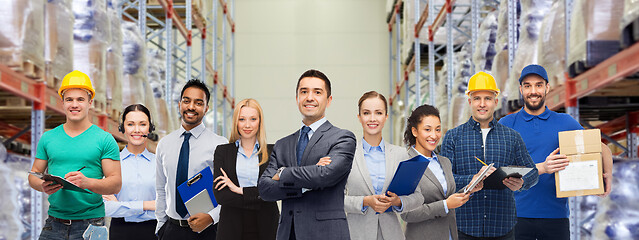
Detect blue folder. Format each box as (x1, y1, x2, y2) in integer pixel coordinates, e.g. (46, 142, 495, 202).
(177, 166, 218, 215)
(382, 155, 429, 213)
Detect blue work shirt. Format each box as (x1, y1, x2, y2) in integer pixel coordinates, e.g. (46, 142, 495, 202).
(235, 139, 260, 188)
(499, 107, 583, 218)
(104, 147, 156, 222)
(440, 117, 538, 237)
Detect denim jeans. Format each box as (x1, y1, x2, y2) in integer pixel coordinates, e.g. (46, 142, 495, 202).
(39, 216, 105, 240)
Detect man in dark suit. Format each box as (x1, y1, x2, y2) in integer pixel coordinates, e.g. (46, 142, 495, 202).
(258, 69, 356, 240)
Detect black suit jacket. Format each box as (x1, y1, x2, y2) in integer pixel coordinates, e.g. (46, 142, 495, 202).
(213, 143, 279, 240)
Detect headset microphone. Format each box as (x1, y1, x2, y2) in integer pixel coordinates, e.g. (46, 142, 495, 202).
(141, 134, 148, 138)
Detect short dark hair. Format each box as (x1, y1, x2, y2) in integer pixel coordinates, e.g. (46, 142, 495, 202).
(358, 91, 388, 115)
(296, 69, 331, 97)
(403, 104, 441, 147)
(181, 79, 211, 105)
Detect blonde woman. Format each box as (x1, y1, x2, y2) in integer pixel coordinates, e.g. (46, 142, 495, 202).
(213, 99, 279, 240)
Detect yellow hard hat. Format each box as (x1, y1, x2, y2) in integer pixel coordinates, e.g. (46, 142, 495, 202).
(58, 70, 95, 100)
(466, 71, 500, 96)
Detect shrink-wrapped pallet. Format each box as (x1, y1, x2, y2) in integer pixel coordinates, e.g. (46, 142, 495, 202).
(537, 1, 566, 87)
(73, 0, 109, 112)
(45, 0, 74, 89)
(450, 45, 472, 129)
(121, 21, 146, 109)
(106, 0, 122, 120)
(507, 0, 553, 101)
(590, 161, 639, 240)
(435, 71, 448, 136)
(568, 0, 624, 76)
(0, 0, 45, 76)
(473, 12, 499, 72)
(147, 49, 171, 135)
(621, 0, 639, 48)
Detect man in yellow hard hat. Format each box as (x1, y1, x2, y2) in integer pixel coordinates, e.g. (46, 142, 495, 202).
(440, 71, 538, 240)
(28, 70, 122, 240)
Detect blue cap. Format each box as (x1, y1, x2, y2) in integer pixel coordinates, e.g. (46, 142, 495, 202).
(519, 64, 548, 84)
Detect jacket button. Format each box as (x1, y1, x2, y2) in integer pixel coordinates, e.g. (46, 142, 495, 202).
(289, 211, 293, 216)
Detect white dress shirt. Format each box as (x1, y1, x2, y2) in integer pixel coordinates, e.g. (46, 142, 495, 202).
(155, 123, 228, 232)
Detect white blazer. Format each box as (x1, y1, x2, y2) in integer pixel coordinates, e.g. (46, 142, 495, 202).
(344, 140, 424, 240)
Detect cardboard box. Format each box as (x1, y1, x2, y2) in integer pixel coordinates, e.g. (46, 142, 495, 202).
(556, 129, 604, 198)
(555, 153, 604, 198)
(558, 129, 602, 155)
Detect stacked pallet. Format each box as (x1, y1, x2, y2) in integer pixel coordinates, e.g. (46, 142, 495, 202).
(0, 0, 45, 80)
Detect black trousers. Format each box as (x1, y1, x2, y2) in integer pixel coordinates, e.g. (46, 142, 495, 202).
(158, 220, 217, 240)
(109, 218, 157, 240)
(458, 229, 514, 240)
(515, 217, 570, 240)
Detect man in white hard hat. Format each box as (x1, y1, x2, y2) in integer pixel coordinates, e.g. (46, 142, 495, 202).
(440, 71, 538, 240)
(28, 70, 122, 240)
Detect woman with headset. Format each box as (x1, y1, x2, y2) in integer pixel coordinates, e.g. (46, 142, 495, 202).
(103, 104, 157, 239)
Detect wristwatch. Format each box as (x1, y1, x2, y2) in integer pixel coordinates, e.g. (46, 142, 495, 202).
(276, 167, 286, 177)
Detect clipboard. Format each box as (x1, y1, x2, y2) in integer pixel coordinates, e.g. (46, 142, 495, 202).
(177, 166, 218, 215)
(483, 166, 534, 190)
(458, 163, 494, 194)
(386, 155, 430, 196)
(381, 155, 430, 213)
(29, 171, 91, 194)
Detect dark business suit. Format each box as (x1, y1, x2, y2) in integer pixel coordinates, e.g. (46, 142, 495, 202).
(213, 143, 279, 240)
(258, 121, 356, 240)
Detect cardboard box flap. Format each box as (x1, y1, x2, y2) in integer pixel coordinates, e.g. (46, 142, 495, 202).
(558, 129, 602, 155)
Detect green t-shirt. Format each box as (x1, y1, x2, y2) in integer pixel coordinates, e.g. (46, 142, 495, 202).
(35, 124, 120, 220)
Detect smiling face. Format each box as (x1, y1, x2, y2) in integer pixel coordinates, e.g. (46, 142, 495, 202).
(468, 90, 498, 125)
(123, 111, 150, 146)
(520, 75, 549, 112)
(296, 77, 332, 125)
(358, 97, 388, 138)
(412, 115, 441, 157)
(237, 106, 260, 141)
(179, 86, 209, 129)
(62, 88, 92, 123)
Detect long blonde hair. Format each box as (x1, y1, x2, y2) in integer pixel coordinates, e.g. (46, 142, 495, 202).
(230, 99, 269, 165)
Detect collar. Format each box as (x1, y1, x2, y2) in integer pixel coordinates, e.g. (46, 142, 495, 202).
(235, 139, 260, 153)
(411, 146, 438, 161)
(179, 122, 206, 139)
(301, 117, 327, 133)
(520, 106, 551, 121)
(120, 147, 152, 162)
(467, 116, 498, 130)
(362, 138, 385, 153)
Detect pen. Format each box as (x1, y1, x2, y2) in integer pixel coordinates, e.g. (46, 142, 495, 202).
(474, 156, 488, 166)
(77, 166, 86, 172)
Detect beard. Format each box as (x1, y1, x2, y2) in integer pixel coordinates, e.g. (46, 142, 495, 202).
(524, 94, 546, 111)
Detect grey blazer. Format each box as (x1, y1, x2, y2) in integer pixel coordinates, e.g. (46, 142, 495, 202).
(344, 141, 424, 240)
(258, 121, 356, 240)
(401, 148, 459, 240)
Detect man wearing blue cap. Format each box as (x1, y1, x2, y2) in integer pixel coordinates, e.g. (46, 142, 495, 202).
(499, 64, 613, 240)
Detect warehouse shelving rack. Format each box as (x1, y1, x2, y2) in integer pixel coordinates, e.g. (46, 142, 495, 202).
(387, 0, 499, 142)
(0, 0, 236, 238)
(121, 0, 236, 136)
